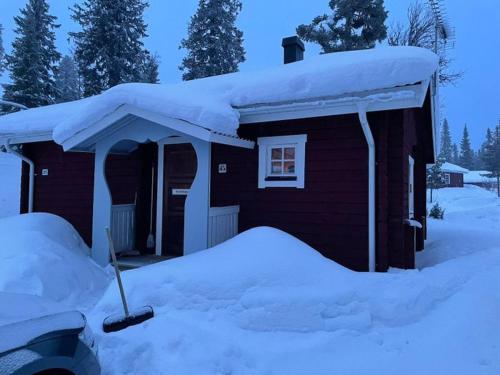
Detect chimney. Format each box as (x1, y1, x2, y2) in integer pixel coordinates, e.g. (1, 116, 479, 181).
(282, 36, 305, 64)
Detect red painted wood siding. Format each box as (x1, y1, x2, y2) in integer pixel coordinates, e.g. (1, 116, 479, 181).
(211, 105, 433, 271)
(20, 141, 157, 250)
(443, 172, 464, 187)
(20, 142, 95, 245)
(212, 114, 372, 271)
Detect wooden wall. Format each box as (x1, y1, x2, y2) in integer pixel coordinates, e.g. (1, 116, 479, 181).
(20, 141, 157, 251)
(445, 173, 464, 187)
(212, 114, 377, 271)
(211, 105, 432, 271)
(21, 141, 95, 245)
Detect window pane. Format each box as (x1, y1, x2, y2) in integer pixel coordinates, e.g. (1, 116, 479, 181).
(283, 161, 295, 174)
(284, 147, 295, 159)
(271, 147, 282, 160)
(271, 162, 282, 174)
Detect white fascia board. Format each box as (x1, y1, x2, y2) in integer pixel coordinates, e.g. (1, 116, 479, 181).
(0, 132, 52, 145)
(238, 83, 427, 125)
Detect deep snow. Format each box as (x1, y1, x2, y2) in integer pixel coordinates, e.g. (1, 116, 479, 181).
(0, 185, 499, 374)
(89, 186, 500, 375)
(0, 46, 438, 144)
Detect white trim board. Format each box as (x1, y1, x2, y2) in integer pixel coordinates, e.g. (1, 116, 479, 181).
(238, 83, 428, 125)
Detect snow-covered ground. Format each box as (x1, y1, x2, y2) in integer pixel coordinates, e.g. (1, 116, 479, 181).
(0, 152, 20, 219)
(0, 185, 499, 374)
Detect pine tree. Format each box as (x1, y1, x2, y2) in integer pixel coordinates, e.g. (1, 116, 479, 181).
(140, 52, 160, 84)
(180, 0, 245, 81)
(427, 156, 445, 203)
(474, 149, 484, 170)
(3, 0, 61, 108)
(439, 118, 453, 161)
(297, 0, 388, 53)
(459, 124, 474, 170)
(70, 0, 153, 96)
(55, 55, 81, 103)
(0, 24, 5, 74)
(482, 124, 500, 197)
(452, 143, 459, 165)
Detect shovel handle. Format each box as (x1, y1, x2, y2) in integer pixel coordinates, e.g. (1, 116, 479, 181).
(106, 227, 129, 317)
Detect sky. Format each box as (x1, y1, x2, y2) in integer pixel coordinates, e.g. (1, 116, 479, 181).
(0, 0, 498, 148)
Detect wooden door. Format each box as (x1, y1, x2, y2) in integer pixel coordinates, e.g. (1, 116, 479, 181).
(162, 144, 197, 257)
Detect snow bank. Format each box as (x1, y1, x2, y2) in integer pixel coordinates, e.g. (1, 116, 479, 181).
(0, 213, 109, 309)
(464, 170, 496, 183)
(420, 185, 500, 267)
(0, 46, 438, 145)
(90, 224, 500, 374)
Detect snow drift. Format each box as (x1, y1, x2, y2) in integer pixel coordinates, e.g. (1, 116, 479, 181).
(89, 222, 500, 374)
(0, 213, 108, 308)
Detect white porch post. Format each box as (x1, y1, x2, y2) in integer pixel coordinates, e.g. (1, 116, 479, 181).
(184, 140, 211, 254)
(155, 143, 165, 256)
(91, 141, 113, 266)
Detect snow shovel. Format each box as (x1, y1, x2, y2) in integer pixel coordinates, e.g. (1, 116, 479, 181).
(102, 227, 154, 333)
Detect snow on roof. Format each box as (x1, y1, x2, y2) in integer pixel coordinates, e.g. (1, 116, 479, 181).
(0, 46, 438, 145)
(440, 162, 469, 174)
(464, 170, 496, 183)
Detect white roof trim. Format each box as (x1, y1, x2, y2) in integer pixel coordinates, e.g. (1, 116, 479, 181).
(61, 104, 253, 151)
(0, 132, 52, 145)
(238, 83, 428, 124)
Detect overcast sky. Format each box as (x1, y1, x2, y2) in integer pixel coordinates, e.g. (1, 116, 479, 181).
(1, 0, 498, 148)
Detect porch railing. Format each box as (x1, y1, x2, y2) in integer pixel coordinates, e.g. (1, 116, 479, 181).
(208, 205, 240, 248)
(111, 204, 136, 253)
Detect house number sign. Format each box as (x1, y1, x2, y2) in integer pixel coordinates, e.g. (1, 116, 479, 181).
(172, 188, 190, 196)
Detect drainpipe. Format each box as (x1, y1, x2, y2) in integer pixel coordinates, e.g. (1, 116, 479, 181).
(356, 102, 376, 272)
(4, 139, 35, 213)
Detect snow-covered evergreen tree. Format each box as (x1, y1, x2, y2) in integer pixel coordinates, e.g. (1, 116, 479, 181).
(180, 0, 246, 81)
(459, 124, 474, 170)
(3, 0, 61, 108)
(482, 125, 500, 197)
(0, 24, 5, 74)
(439, 118, 453, 161)
(297, 0, 388, 53)
(140, 52, 160, 84)
(452, 143, 459, 164)
(70, 0, 153, 96)
(427, 156, 445, 203)
(55, 55, 81, 103)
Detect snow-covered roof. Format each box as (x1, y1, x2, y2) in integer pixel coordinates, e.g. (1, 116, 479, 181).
(464, 170, 496, 183)
(0, 46, 438, 146)
(440, 162, 469, 174)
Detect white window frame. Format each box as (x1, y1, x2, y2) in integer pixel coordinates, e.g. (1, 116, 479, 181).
(257, 134, 307, 188)
(444, 173, 451, 185)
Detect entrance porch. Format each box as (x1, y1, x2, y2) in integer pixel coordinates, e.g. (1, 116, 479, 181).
(60, 104, 253, 266)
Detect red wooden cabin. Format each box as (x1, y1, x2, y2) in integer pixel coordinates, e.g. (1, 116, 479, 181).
(0, 39, 439, 272)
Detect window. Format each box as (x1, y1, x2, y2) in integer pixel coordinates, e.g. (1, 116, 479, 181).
(257, 134, 307, 188)
(444, 173, 451, 185)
